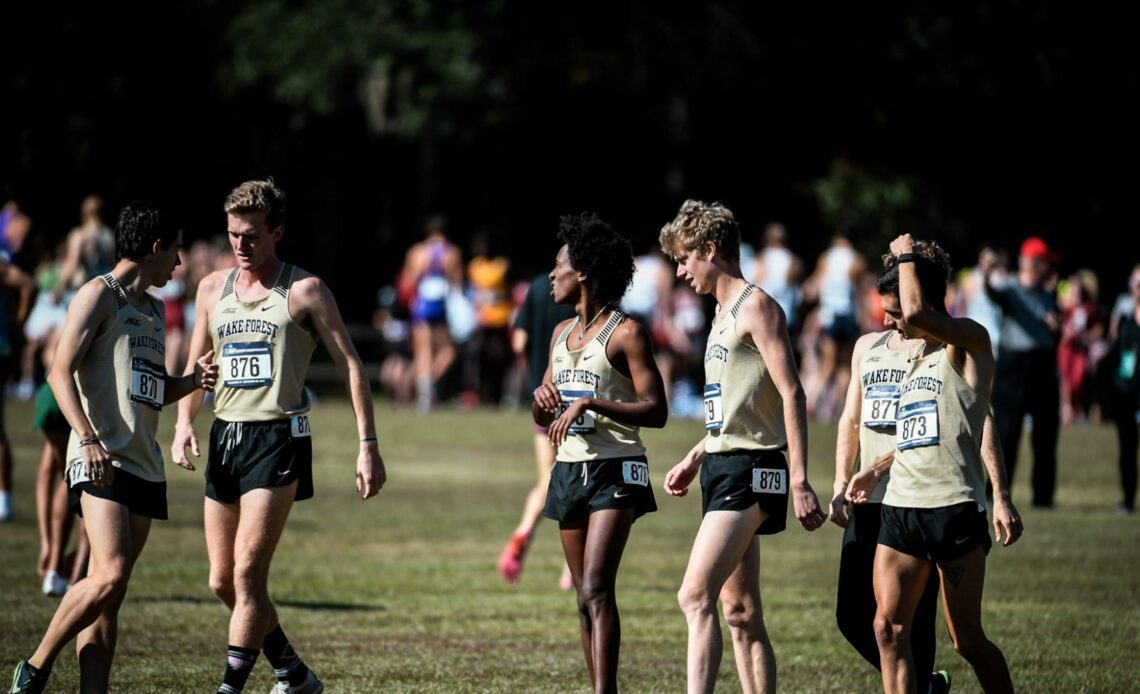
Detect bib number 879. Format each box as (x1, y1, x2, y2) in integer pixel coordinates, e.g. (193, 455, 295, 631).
(751, 467, 787, 494)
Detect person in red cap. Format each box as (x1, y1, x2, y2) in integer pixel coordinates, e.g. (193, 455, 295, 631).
(984, 235, 1061, 507)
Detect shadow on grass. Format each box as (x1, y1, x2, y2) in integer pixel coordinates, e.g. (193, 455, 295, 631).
(134, 595, 386, 612)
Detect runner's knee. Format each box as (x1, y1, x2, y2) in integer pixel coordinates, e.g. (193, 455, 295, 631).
(232, 559, 269, 599)
(873, 615, 906, 650)
(208, 567, 235, 602)
(950, 629, 987, 661)
(722, 598, 763, 637)
(577, 575, 615, 611)
(677, 583, 716, 618)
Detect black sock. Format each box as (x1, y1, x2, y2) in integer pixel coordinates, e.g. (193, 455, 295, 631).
(263, 625, 309, 685)
(218, 645, 259, 694)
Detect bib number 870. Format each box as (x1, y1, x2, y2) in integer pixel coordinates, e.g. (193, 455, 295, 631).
(622, 460, 649, 487)
(136, 373, 160, 399)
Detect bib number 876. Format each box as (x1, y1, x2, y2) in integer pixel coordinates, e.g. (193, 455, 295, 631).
(230, 357, 261, 379)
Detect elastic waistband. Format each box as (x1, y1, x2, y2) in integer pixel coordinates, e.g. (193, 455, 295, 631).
(556, 454, 648, 466)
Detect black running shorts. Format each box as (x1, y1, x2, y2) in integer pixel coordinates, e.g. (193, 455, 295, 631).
(206, 416, 314, 503)
(543, 455, 656, 524)
(700, 449, 789, 535)
(879, 501, 992, 563)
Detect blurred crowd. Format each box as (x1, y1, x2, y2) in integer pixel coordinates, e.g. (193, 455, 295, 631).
(370, 216, 1132, 429)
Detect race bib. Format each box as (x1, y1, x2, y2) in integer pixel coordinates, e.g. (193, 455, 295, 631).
(222, 342, 273, 388)
(897, 400, 939, 451)
(67, 459, 90, 487)
(130, 357, 166, 410)
(862, 383, 900, 429)
(558, 388, 597, 434)
(751, 467, 787, 494)
(290, 414, 312, 438)
(622, 460, 649, 487)
(704, 383, 724, 431)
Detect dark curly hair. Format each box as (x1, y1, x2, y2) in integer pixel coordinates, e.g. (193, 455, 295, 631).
(876, 239, 952, 314)
(558, 212, 635, 307)
(116, 200, 180, 261)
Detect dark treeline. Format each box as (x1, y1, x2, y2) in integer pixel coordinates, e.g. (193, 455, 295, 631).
(4, 1, 1136, 319)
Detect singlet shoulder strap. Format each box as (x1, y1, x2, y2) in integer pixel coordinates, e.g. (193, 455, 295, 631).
(595, 310, 626, 348)
(273, 263, 294, 298)
(556, 318, 577, 346)
(146, 293, 165, 320)
(218, 267, 240, 302)
(870, 331, 892, 351)
(100, 273, 128, 312)
(728, 285, 756, 319)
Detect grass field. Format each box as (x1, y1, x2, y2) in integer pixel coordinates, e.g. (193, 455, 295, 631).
(1, 398, 1138, 692)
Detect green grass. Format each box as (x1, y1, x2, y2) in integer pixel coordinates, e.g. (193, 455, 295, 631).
(2, 399, 1138, 692)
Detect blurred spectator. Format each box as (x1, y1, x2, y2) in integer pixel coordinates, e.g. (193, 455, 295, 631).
(955, 245, 1008, 355)
(149, 260, 189, 375)
(802, 231, 866, 421)
(398, 214, 463, 411)
(986, 235, 1061, 508)
(373, 285, 414, 406)
(1109, 264, 1140, 513)
(0, 200, 32, 261)
(621, 247, 675, 394)
(664, 278, 710, 419)
(20, 240, 69, 397)
(51, 195, 114, 301)
(752, 222, 803, 333)
(463, 233, 512, 407)
(0, 245, 34, 522)
(1058, 270, 1103, 425)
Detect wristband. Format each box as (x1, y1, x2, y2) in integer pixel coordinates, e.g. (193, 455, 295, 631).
(895, 253, 916, 264)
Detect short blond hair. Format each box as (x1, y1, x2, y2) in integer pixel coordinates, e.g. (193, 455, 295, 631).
(224, 178, 286, 230)
(658, 199, 740, 262)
